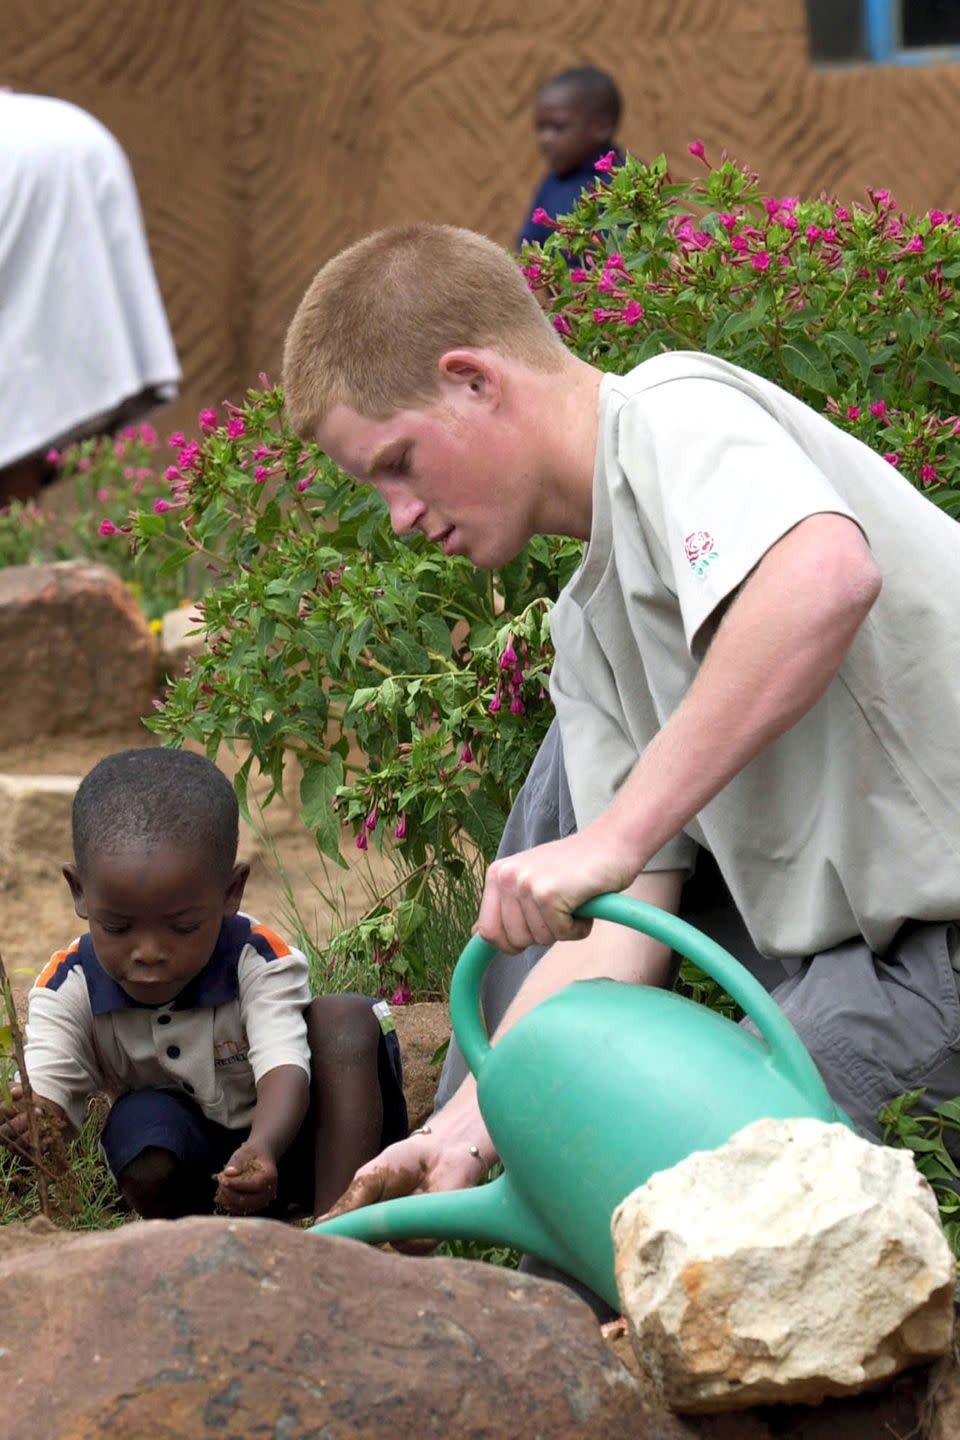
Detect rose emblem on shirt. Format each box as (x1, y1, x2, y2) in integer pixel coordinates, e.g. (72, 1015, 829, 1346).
(684, 529, 718, 578)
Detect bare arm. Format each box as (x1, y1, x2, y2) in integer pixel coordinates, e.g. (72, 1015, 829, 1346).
(215, 1064, 309, 1213)
(477, 513, 882, 953)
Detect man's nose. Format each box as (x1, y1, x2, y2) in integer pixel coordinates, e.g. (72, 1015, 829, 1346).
(382, 483, 425, 537)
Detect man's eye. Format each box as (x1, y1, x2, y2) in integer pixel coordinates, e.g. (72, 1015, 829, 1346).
(100, 924, 129, 935)
(171, 924, 201, 936)
(388, 451, 409, 476)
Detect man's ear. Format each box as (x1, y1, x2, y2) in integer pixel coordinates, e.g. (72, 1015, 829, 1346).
(437, 350, 502, 409)
(62, 863, 88, 919)
(223, 862, 250, 918)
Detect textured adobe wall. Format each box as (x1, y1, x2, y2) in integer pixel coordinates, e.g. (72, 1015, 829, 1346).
(5, 0, 960, 435)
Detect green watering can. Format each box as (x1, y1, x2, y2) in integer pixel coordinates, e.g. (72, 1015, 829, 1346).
(311, 894, 851, 1309)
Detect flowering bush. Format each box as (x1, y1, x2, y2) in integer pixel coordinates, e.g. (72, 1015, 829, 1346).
(0, 423, 200, 618)
(522, 143, 960, 510)
(122, 147, 960, 996)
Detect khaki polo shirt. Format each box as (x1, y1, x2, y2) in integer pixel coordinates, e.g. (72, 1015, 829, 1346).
(23, 914, 311, 1131)
(550, 352, 960, 959)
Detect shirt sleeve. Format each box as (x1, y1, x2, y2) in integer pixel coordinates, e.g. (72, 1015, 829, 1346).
(238, 940, 312, 1083)
(617, 380, 866, 656)
(22, 968, 101, 1132)
(549, 614, 698, 875)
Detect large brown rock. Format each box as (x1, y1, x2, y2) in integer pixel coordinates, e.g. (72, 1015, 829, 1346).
(0, 561, 158, 743)
(0, 1215, 668, 1439)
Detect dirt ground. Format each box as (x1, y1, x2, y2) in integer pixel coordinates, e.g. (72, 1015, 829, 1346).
(0, 725, 450, 1127)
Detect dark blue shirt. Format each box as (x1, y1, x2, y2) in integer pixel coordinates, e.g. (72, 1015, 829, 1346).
(516, 149, 624, 250)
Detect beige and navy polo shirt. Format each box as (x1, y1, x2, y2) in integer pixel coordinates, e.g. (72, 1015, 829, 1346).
(23, 914, 312, 1132)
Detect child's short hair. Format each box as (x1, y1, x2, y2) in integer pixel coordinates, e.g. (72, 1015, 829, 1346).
(540, 66, 622, 132)
(72, 748, 239, 880)
(282, 223, 566, 438)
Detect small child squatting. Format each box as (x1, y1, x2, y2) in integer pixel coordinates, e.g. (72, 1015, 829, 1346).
(0, 748, 407, 1219)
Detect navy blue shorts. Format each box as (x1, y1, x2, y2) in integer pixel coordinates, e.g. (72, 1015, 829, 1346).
(101, 1016, 407, 1214)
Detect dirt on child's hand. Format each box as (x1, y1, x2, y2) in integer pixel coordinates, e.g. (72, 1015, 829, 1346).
(213, 1142, 278, 1215)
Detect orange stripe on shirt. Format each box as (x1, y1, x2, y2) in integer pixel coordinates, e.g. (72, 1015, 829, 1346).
(250, 923, 290, 958)
(35, 939, 80, 988)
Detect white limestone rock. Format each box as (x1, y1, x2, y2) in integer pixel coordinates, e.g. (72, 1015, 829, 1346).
(612, 1116, 955, 1413)
(158, 603, 205, 675)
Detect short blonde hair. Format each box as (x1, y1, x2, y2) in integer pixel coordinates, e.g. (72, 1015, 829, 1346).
(281, 223, 566, 435)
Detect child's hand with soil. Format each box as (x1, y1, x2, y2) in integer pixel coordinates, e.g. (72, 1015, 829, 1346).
(0, 1083, 66, 1157)
(214, 1139, 279, 1214)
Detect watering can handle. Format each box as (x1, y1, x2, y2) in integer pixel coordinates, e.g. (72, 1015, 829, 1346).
(449, 891, 827, 1107)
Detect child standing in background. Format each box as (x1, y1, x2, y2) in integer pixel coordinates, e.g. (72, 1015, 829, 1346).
(516, 65, 624, 251)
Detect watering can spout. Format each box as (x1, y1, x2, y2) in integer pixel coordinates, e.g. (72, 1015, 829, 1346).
(310, 1174, 574, 1285)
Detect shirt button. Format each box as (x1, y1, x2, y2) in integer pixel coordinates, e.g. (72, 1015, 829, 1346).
(157, 1013, 171, 1025)
(166, 1045, 181, 1059)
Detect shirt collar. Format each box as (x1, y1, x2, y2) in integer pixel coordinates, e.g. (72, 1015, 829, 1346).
(79, 915, 250, 1015)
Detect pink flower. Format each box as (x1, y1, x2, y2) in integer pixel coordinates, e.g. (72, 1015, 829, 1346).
(167, 431, 185, 448)
(198, 407, 217, 432)
(846, 405, 860, 420)
(487, 691, 501, 714)
(751, 252, 770, 271)
(868, 400, 887, 419)
(521, 262, 542, 281)
(834, 204, 849, 222)
(920, 463, 937, 483)
(621, 299, 644, 324)
(781, 213, 798, 231)
(883, 452, 899, 465)
(929, 209, 946, 228)
(364, 803, 378, 831)
(779, 195, 799, 212)
(152, 498, 173, 513)
(592, 306, 614, 322)
(530, 206, 552, 225)
(569, 267, 588, 282)
(296, 476, 311, 492)
(604, 251, 624, 270)
(551, 314, 572, 337)
(509, 695, 525, 714)
(98, 519, 118, 536)
(687, 139, 705, 159)
(805, 225, 823, 242)
(394, 813, 407, 840)
(96, 487, 110, 502)
(594, 150, 617, 172)
(164, 465, 180, 482)
(45, 447, 60, 464)
(355, 829, 368, 851)
(390, 981, 412, 1007)
(719, 212, 738, 232)
(226, 416, 245, 439)
(905, 235, 924, 252)
(253, 465, 269, 483)
(763, 196, 780, 216)
(177, 442, 200, 470)
(595, 270, 618, 294)
(258, 371, 271, 386)
(139, 422, 157, 445)
(730, 235, 749, 252)
(823, 226, 837, 243)
(460, 741, 474, 764)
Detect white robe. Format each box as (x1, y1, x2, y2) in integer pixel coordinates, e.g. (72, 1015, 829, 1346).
(0, 92, 180, 466)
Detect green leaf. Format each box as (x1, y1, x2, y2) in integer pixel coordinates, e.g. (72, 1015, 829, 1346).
(156, 543, 195, 579)
(823, 330, 872, 381)
(300, 757, 345, 866)
(916, 352, 960, 399)
(780, 336, 837, 394)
